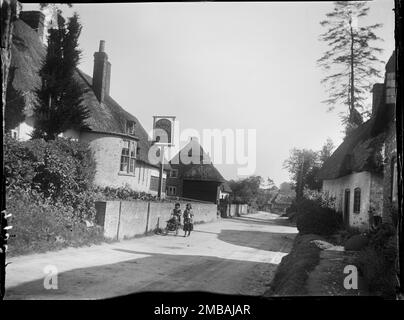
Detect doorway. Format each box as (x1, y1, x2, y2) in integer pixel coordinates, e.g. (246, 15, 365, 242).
(344, 189, 350, 226)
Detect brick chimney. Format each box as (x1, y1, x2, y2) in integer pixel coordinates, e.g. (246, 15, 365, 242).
(92, 40, 111, 103)
(19, 11, 45, 42)
(371, 83, 384, 116)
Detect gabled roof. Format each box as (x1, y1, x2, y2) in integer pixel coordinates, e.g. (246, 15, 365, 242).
(220, 181, 232, 193)
(169, 139, 226, 183)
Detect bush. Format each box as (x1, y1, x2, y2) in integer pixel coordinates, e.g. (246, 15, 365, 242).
(357, 223, 397, 298)
(295, 198, 342, 236)
(6, 188, 104, 257)
(4, 136, 97, 221)
(94, 185, 159, 202)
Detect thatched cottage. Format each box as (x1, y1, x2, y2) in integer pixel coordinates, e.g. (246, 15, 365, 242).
(166, 137, 228, 203)
(6, 11, 168, 196)
(318, 52, 397, 231)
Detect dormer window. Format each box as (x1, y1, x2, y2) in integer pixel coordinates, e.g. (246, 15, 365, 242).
(126, 120, 136, 136)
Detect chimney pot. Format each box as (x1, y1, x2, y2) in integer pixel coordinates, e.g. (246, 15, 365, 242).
(99, 40, 105, 52)
(371, 83, 384, 116)
(93, 40, 111, 103)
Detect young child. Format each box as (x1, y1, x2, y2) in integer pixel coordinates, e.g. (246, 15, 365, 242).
(170, 202, 182, 225)
(183, 203, 194, 237)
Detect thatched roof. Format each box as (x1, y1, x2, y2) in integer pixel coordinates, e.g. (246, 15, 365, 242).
(75, 70, 153, 165)
(170, 139, 226, 183)
(10, 16, 158, 168)
(318, 118, 387, 180)
(10, 19, 46, 115)
(318, 51, 395, 181)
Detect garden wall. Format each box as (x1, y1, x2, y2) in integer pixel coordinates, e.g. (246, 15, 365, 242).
(226, 204, 248, 217)
(95, 200, 218, 240)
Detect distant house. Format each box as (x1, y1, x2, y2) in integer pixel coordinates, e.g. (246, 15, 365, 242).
(269, 185, 295, 214)
(6, 11, 168, 196)
(318, 52, 397, 231)
(166, 137, 227, 203)
(218, 181, 232, 200)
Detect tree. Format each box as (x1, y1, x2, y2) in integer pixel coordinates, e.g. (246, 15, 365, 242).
(283, 149, 320, 200)
(318, 1, 384, 135)
(32, 11, 89, 140)
(1, 0, 20, 301)
(319, 138, 335, 164)
(283, 139, 335, 198)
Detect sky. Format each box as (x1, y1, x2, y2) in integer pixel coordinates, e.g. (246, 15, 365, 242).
(24, 1, 395, 186)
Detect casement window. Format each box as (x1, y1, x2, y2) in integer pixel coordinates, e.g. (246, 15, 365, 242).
(170, 169, 178, 178)
(150, 176, 166, 192)
(167, 186, 177, 196)
(120, 140, 136, 174)
(353, 188, 361, 213)
(126, 120, 136, 135)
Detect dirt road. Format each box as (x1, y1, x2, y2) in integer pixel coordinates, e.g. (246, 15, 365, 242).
(5, 212, 297, 299)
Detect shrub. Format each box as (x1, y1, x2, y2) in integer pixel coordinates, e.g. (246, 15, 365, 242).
(4, 136, 97, 221)
(6, 188, 104, 257)
(357, 223, 397, 298)
(296, 198, 342, 236)
(94, 185, 159, 202)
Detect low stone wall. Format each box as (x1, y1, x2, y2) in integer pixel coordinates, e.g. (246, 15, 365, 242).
(95, 200, 218, 240)
(226, 204, 249, 217)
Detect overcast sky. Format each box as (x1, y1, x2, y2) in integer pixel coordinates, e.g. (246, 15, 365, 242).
(25, 1, 395, 186)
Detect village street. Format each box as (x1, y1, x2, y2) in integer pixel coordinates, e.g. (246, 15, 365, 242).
(5, 212, 297, 300)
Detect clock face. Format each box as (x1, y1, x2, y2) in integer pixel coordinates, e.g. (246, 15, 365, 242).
(153, 117, 173, 145)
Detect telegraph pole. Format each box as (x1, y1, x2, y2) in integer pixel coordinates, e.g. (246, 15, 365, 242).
(158, 145, 165, 199)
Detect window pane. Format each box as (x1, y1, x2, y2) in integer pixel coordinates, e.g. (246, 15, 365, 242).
(120, 156, 129, 172)
(129, 159, 135, 173)
(353, 188, 361, 213)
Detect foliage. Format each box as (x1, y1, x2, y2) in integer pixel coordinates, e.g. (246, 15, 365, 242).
(358, 225, 397, 298)
(318, 1, 384, 131)
(6, 187, 103, 257)
(283, 139, 335, 198)
(295, 198, 342, 236)
(33, 11, 89, 140)
(266, 234, 323, 296)
(93, 185, 159, 202)
(227, 176, 277, 210)
(4, 135, 97, 220)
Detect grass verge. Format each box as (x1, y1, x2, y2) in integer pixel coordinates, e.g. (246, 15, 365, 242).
(264, 233, 324, 296)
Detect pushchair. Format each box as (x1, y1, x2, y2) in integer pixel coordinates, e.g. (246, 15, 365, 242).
(165, 216, 181, 236)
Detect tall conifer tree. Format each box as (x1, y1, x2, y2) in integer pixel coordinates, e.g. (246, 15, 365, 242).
(318, 1, 384, 136)
(33, 12, 89, 140)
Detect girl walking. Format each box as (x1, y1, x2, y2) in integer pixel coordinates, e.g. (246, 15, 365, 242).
(183, 203, 194, 237)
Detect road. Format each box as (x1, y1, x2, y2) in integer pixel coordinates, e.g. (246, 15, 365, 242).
(5, 212, 297, 299)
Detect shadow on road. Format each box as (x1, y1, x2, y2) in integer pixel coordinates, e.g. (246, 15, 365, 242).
(217, 229, 296, 252)
(5, 249, 278, 299)
(230, 215, 294, 227)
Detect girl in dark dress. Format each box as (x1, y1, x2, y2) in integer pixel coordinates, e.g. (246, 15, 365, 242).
(183, 203, 194, 237)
